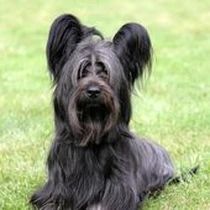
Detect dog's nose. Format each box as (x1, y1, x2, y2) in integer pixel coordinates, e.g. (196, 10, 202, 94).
(86, 86, 101, 98)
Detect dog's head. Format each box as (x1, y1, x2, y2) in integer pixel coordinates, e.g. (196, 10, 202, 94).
(47, 14, 152, 146)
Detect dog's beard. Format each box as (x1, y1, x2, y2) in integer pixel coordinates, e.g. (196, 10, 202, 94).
(79, 103, 108, 123)
(68, 86, 119, 146)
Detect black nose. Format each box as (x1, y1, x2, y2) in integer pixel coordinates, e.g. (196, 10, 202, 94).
(86, 86, 101, 98)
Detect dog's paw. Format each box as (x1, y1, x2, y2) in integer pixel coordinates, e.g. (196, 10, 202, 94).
(87, 204, 105, 210)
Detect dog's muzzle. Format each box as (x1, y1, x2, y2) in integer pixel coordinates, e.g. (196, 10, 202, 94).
(77, 83, 111, 122)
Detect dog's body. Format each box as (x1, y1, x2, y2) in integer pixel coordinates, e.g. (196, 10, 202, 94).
(31, 14, 174, 210)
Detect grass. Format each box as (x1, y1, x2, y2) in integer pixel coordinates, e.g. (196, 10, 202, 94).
(0, 0, 210, 209)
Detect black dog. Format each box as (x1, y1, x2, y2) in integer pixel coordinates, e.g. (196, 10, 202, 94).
(30, 14, 175, 210)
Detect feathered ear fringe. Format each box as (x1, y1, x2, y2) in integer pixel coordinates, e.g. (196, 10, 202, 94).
(113, 23, 152, 85)
(46, 14, 103, 82)
(46, 14, 82, 81)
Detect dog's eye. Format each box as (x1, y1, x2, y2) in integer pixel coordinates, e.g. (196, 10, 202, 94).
(81, 68, 90, 78)
(78, 62, 91, 79)
(96, 62, 108, 79)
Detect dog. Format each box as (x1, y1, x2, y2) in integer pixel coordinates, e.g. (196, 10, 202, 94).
(30, 14, 175, 210)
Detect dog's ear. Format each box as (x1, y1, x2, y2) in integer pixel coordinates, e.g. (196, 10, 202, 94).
(46, 14, 103, 81)
(113, 23, 152, 84)
(46, 14, 82, 80)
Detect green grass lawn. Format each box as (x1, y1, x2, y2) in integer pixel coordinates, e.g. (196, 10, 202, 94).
(1, 0, 210, 209)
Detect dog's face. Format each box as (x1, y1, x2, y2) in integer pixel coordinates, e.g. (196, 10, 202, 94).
(47, 14, 152, 146)
(66, 40, 123, 145)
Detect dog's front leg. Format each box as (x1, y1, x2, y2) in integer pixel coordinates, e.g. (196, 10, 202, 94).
(87, 181, 139, 210)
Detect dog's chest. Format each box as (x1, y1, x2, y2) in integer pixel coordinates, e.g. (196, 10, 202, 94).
(66, 147, 115, 207)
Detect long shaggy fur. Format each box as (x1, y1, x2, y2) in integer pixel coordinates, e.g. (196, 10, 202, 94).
(30, 14, 174, 210)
